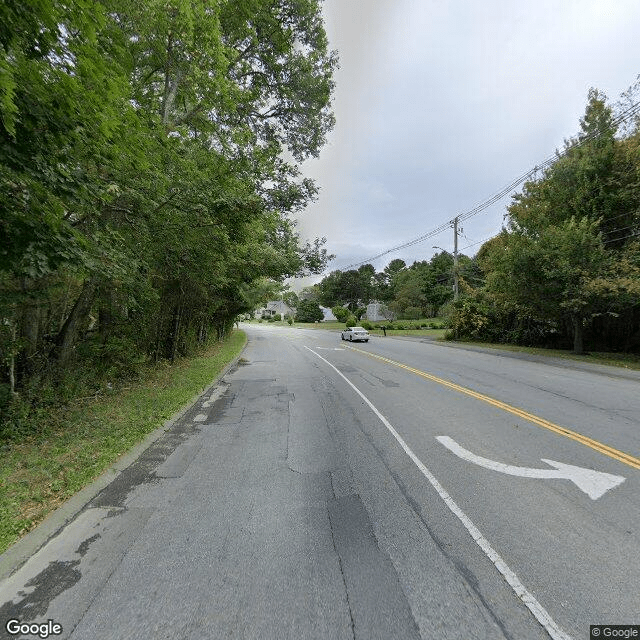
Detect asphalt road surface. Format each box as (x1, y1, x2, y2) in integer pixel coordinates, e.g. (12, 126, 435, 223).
(1, 324, 639, 640)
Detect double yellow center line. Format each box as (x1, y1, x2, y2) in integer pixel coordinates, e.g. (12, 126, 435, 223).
(348, 346, 640, 470)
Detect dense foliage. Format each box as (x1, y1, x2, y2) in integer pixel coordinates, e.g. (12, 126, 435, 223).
(312, 89, 640, 354)
(0, 0, 336, 426)
(449, 89, 640, 353)
(310, 251, 477, 319)
(294, 298, 324, 323)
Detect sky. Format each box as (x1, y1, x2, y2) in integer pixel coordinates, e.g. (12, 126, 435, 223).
(290, 0, 640, 290)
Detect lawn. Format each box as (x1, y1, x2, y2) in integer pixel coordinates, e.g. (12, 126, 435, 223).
(248, 318, 447, 338)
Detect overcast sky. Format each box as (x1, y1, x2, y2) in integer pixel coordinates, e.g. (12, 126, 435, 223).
(290, 0, 640, 289)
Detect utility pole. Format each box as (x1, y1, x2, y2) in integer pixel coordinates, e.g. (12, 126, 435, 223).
(453, 217, 459, 301)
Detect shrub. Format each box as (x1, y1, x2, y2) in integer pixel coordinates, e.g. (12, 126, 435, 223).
(438, 302, 455, 321)
(287, 317, 293, 325)
(402, 307, 421, 320)
(361, 321, 373, 330)
(345, 315, 357, 328)
(332, 306, 350, 322)
(445, 293, 561, 345)
(447, 299, 490, 340)
(295, 299, 324, 323)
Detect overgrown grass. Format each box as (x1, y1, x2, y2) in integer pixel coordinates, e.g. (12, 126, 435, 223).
(0, 331, 247, 555)
(445, 340, 640, 370)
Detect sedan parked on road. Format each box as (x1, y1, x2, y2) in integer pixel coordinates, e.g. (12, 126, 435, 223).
(341, 327, 370, 342)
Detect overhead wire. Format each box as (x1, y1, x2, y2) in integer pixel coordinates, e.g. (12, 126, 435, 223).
(603, 232, 640, 244)
(335, 99, 640, 272)
(459, 235, 500, 252)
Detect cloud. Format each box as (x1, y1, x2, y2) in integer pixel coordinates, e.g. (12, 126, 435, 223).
(293, 0, 640, 282)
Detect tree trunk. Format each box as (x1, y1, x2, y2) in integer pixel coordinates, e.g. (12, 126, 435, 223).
(9, 318, 18, 397)
(572, 316, 584, 354)
(198, 320, 207, 345)
(170, 304, 182, 362)
(59, 280, 74, 331)
(55, 277, 98, 369)
(98, 284, 116, 345)
(21, 303, 41, 360)
(15, 278, 45, 379)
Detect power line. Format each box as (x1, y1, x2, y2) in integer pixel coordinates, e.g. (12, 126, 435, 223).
(459, 235, 500, 252)
(603, 230, 640, 244)
(333, 99, 640, 272)
(604, 223, 640, 236)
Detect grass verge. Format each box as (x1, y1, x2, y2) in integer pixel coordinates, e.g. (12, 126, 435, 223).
(0, 330, 247, 555)
(368, 328, 447, 339)
(445, 340, 640, 370)
(250, 320, 447, 338)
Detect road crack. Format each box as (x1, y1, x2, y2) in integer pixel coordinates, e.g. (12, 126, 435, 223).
(327, 502, 356, 640)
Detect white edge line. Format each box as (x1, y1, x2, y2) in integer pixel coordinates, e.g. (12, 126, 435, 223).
(304, 346, 573, 640)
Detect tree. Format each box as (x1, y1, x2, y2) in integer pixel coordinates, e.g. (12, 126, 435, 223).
(390, 266, 428, 318)
(316, 264, 376, 309)
(282, 290, 299, 309)
(387, 256, 457, 318)
(331, 306, 350, 322)
(240, 278, 283, 311)
(295, 299, 324, 323)
(495, 89, 640, 353)
(451, 88, 640, 353)
(482, 219, 607, 353)
(0, 0, 337, 414)
(378, 258, 406, 301)
(316, 270, 344, 307)
(299, 285, 320, 302)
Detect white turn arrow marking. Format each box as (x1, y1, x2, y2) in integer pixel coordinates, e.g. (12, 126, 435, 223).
(436, 436, 626, 500)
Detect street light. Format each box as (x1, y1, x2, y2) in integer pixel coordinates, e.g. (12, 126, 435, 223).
(432, 246, 459, 301)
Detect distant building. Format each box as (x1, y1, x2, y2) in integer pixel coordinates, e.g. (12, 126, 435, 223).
(320, 306, 337, 322)
(255, 300, 296, 318)
(365, 302, 394, 322)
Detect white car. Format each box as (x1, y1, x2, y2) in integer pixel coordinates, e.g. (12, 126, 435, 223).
(341, 327, 370, 342)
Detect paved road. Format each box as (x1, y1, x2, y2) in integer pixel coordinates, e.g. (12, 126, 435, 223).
(1, 324, 638, 639)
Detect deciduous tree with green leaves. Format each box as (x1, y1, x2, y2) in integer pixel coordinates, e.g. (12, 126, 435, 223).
(0, 0, 337, 429)
(457, 88, 640, 352)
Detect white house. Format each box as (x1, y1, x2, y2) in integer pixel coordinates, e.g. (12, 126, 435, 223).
(320, 306, 337, 322)
(255, 300, 296, 318)
(365, 302, 394, 322)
